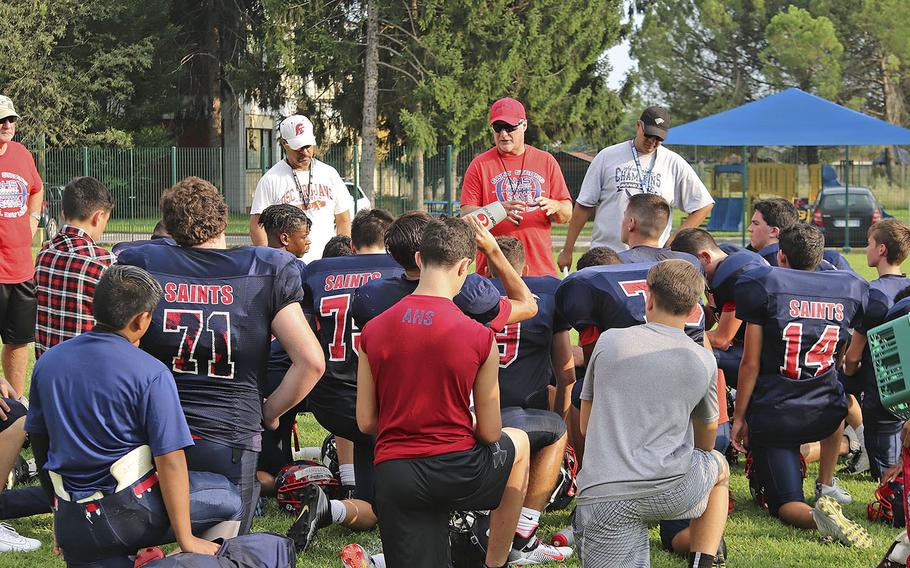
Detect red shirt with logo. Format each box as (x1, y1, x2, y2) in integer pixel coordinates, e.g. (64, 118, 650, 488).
(361, 294, 495, 464)
(0, 141, 42, 284)
(461, 146, 570, 277)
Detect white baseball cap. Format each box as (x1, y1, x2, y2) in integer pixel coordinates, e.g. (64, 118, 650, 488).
(0, 96, 18, 120)
(279, 115, 317, 150)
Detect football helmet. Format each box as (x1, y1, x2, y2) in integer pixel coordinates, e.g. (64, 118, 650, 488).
(276, 460, 341, 514)
(546, 445, 578, 512)
(868, 472, 906, 528)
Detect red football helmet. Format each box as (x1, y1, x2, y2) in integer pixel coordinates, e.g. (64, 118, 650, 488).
(275, 460, 341, 514)
(868, 471, 906, 528)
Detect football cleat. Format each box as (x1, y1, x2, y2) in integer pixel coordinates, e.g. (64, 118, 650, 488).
(508, 537, 573, 565)
(287, 483, 332, 552)
(815, 477, 853, 505)
(340, 543, 375, 567)
(812, 496, 873, 548)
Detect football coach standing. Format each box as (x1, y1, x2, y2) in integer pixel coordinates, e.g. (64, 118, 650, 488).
(557, 106, 714, 271)
(0, 95, 43, 398)
(461, 97, 572, 277)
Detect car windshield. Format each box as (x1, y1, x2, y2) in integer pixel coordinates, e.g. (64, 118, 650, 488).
(820, 193, 875, 209)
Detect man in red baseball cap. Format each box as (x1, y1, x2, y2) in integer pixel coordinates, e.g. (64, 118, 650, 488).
(461, 97, 572, 277)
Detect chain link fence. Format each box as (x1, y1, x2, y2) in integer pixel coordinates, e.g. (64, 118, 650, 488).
(23, 138, 910, 236)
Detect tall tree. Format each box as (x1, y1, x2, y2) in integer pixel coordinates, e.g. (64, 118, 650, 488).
(360, 0, 380, 198)
(761, 6, 843, 98)
(0, 0, 160, 145)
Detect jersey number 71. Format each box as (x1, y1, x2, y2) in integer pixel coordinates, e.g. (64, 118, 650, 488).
(163, 309, 235, 379)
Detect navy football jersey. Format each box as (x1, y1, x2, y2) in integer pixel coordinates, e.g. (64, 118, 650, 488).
(118, 243, 304, 451)
(855, 274, 910, 421)
(886, 296, 910, 321)
(618, 245, 704, 274)
(111, 237, 176, 257)
(351, 272, 508, 331)
(555, 262, 705, 344)
(304, 254, 404, 401)
(490, 276, 569, 410)
(735, 265, 868, 445)
(719, 243, 743, 255)
(710, 250, 769, 309)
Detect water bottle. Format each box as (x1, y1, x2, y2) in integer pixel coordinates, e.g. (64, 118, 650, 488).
(551, 527, 574, 547)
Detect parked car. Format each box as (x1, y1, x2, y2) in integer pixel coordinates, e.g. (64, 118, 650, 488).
(40, 184, 64, 241)
(344, 181, 371, 213)
(810, 186, 883, 247)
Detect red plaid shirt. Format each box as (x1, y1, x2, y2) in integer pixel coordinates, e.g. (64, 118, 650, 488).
(34, 226, 116, 357)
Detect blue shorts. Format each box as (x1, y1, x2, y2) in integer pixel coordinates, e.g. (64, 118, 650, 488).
(713, 344, 743, 388)
(864, 420, 903, 481)
(748, 445, 805, 517)
(501, 407, 566, 453)
(571, 376, 584, 410)
(185, 438, 258, 535)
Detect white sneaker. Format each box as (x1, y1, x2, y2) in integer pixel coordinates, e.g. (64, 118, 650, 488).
(815, 477, 852, 505)
(0, 523, 40, 552)
(509, 537, 573, 564)
(811, 496, 872, 548)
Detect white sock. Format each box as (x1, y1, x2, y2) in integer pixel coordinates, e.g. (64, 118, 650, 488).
(515, 507, 541, 538)
(330, 499, 347, 524)
(371, 553, 386, 568)
(855, 425, 866, 447)
(339, 463, 356, 487)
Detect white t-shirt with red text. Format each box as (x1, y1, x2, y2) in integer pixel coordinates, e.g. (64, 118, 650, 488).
(251, 158, 353, 264)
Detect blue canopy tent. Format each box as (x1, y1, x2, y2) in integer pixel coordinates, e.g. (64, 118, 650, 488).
(667, 88, 910, 249)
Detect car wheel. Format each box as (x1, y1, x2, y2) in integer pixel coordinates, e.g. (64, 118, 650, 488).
(45, 218, 58, 241)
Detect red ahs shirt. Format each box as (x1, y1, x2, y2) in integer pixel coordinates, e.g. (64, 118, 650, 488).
(361, 295, 495, 464)
(461, 146, 570, 277)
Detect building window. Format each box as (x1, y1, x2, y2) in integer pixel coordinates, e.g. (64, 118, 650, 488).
(246, 128, 273, 170)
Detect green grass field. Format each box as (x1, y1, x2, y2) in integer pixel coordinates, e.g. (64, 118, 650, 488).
(0, 251, 907, 567)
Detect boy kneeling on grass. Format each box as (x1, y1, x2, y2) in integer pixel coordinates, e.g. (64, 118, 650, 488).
(574, 259, 730, 568)
(27, 265, 243, 567)
(356, 216, 530, 568)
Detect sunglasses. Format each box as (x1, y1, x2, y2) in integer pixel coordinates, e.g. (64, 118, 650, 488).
(0, 116, 16, 125)
(492, 121, 523, 134)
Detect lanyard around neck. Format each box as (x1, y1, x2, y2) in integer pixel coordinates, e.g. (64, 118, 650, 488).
(630, 141, 657, 193)
(497, 150, 528, 202)
(288, 159, 312, 209)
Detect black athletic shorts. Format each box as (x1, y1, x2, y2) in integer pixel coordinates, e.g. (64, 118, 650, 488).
(501, 407, 566, 452)
(0, 281, 36, 345)
(374, 434, 516, 567)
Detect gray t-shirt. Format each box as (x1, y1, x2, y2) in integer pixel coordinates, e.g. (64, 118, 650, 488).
(577, 322, 718, 503)
(576, 140, 713, 251)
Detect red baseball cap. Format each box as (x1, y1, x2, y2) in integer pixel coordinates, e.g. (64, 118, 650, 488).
(489, 98, 526, 126)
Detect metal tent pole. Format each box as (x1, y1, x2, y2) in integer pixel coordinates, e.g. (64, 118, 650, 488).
(741, 147, 749, 247)
(843, 146, 851, 252)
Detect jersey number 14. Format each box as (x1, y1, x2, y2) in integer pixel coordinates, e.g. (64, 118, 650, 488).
(780, 323, 840, 379)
